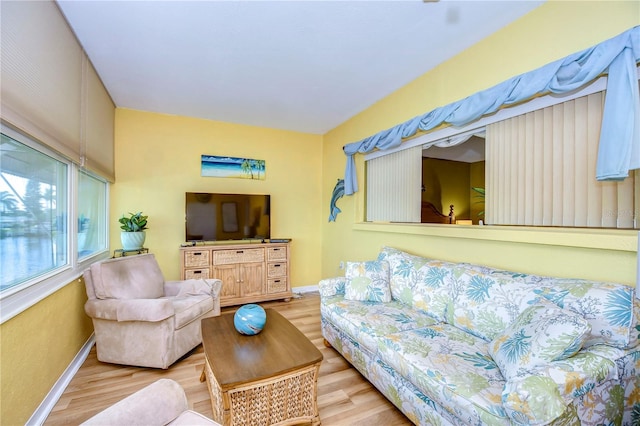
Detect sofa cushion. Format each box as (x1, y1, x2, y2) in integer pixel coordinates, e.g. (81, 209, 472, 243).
(344, 260, 392, 302)
(377, 323, 510, 425)
(321, 297, 437, 353)
(378, 246, 433, 301)
(489, 299, 591, 381)
(91, 254, 165, 300)
(448, 264, 544, 341)
(535, 279, 638, 349)
(378, 247, 452, 322)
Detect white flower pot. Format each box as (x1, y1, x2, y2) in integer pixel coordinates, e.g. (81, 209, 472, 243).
(121, 231, 146, 250)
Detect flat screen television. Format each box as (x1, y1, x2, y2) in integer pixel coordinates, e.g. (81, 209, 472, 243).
(185, 192, 270, 242)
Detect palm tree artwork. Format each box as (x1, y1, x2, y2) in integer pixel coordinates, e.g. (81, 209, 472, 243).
(201, 155, 266, 180)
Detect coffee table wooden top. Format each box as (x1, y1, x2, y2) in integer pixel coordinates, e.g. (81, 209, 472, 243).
(201, 308, 323, 389)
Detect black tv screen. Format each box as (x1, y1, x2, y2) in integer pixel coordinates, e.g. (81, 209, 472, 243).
(185, 193, 270, 242)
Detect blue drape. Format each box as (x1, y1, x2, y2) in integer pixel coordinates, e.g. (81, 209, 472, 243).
(343, 26, 640, 195)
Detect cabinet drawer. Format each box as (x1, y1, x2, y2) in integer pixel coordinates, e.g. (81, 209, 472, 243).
(185, 268, 210, 279)
(267, 246, 287, 261)
(267, 278, 287, 293)
(267, 262, 287, 277)
(184, 251, 210, 267)
(213, 248, 264, 265)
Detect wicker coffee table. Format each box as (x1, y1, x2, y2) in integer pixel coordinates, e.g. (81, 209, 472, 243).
(200, 308, 323, 426)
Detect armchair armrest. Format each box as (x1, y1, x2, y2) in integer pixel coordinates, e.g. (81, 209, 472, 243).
(85, 298, 174, 322)
(81, 379, 188, 425)
(85, 299, 119, 321)
(165, 279, 222, 299)
(319, 277, 346, 298)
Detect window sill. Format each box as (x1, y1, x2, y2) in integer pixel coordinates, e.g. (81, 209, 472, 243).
(0, 250, 110, 324)
(353, 222, 637, 252)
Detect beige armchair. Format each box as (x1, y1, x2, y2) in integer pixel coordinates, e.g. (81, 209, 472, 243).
(81, 378, 221, 425)
(83, 253, 221, 369)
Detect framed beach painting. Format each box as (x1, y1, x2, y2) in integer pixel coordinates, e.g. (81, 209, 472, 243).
(201, 155, 266, 180)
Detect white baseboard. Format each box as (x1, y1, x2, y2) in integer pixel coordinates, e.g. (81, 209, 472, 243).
(292, 285, 319, 295)
(27, 334, 95, 426)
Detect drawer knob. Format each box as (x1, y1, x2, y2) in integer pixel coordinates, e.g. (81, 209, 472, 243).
(236, 250, 244, 254)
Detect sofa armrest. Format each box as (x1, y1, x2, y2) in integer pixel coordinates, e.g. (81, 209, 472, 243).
(319, 277, 346, 298)
(81, 379, 188, 425)
(165, 279, 222, 299)
(502, 370, 567, 425)
(85, 298, 174, 322)
(501, 352, 617, 425)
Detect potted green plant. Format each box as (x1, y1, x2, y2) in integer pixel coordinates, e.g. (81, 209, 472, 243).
(118, 212, 148, 250)
(471, 187, 485, 219)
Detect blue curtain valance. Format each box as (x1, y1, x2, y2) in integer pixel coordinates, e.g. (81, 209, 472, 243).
(343, 26, 640, 195)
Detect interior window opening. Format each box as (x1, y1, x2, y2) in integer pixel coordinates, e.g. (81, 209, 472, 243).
(421, 134, 485, 225)
(367, 84, 640, 230)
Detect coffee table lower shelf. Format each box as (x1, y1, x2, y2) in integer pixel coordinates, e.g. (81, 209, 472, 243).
(201, 358, 321, 426)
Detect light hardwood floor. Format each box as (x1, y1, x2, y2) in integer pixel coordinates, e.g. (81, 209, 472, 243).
(44, 292, 412, 425)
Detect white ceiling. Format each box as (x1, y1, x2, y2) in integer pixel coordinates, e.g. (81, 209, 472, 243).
(57, 0, 544, 135)
(423, 135, 485, 162)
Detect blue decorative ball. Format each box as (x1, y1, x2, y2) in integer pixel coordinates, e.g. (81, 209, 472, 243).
(234, 304, 267, 335)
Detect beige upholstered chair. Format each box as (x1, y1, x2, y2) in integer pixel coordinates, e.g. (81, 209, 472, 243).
(81, 378, 221, 425)
(83, 253, 221, 369)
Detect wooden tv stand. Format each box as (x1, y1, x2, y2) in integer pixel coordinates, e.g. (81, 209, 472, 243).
(179, 241, 291, 307)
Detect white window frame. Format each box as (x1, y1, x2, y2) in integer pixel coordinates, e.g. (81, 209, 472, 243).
(0, 123, 110, 323)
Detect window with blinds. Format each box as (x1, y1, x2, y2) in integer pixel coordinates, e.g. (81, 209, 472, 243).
(1, 0, 115, 182)
(366, 145, 422, 222)
(365, 84, 639, 229)
(485, 90, 638, 229)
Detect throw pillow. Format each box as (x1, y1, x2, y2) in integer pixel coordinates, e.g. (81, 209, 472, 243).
(344, 260, 392, 302)
(488, 298, 591, 380)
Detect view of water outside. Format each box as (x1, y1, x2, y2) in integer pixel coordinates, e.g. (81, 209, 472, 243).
(2, 133, 106, 293)
(1, 135, 67, 292)
(1, 235, 65, 291)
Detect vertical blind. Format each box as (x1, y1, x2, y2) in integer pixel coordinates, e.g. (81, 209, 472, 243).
(486, 90, 638, 229)
(366, 146, 422, 222)
(0, 0, 115, 182)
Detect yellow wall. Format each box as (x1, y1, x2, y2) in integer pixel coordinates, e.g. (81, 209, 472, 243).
(113, 109, 323, 287)
(422, 158, 471, 220)
(321, 2, 639, 283)
(0, 279, 93, 425)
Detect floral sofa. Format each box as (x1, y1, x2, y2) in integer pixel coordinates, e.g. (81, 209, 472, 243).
(319, 246, 640, 425)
